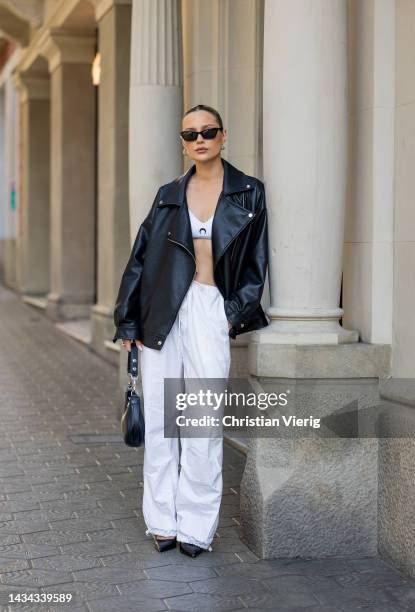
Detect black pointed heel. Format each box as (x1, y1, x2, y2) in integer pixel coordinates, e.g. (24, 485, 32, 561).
(179, 541, 204, 558)
(152, 535, 176, 552)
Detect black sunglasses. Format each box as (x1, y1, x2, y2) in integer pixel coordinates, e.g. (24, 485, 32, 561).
(180, 127, 223, 142)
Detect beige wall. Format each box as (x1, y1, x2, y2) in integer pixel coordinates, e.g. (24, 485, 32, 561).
(393, 0, 415, 376)
(343, 0, 395, 349)
(344, 0, 414, 377)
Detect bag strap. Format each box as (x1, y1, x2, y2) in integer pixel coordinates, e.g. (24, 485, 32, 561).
(127, 342, 139, 377)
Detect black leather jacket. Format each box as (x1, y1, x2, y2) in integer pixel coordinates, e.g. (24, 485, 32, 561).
(112, 157, 269, 349)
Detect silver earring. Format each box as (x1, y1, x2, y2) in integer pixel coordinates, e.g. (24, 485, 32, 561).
(221, 144, 225, 150)
(182, 148, 187, 155)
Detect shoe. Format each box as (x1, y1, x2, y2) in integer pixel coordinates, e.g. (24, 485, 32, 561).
(179, 541, 205, 558)
(151, 534, 176, 553)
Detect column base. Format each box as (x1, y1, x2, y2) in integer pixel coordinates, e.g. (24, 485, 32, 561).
(241, 435, 379, 559)
(240, 340, 392, 559)
(249, 335, 391, 378)
(46, 292, 93, 321)
(259, 317, 359, 345)
(90, 303, 119, 365)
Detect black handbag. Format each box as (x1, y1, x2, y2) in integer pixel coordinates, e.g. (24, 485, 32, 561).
(121, 341, 145, 447)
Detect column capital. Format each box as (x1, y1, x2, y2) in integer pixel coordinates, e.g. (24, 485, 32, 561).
(39, 28, 96, 73)
(12, 72, 50, 102)
(94, 0, 131, 22)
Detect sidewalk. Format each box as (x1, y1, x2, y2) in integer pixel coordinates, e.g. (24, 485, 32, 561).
(0, 283, 414, 612)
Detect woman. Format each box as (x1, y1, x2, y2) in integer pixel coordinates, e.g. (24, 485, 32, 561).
(113, 104, 269, 558)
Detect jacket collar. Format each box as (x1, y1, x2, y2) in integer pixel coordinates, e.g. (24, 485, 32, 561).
(158, 157, 253, 207)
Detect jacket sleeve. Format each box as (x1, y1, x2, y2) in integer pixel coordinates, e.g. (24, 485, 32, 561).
(112, 188, 161, 342)
(224, 182, 269, 330)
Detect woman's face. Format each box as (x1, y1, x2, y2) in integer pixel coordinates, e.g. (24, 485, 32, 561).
(181, 110, 227, 163)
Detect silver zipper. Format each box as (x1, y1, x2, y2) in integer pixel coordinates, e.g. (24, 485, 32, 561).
(167, 236, 197, 279)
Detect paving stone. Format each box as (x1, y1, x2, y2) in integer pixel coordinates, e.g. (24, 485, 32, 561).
(13, 508, 76, 522)
(0, 535, 21, 546)
(262, 573, 337, 592)
(332, 566, 411, 588)
(32, 554, 101, 572)
(230, 549, 259, 563)
(348, 555, 401, 572)
(86, 528, 148, 545)
(190, 576, 271, 597)
(118, 579, 192, 599)
(8, 605, 88, 612)
(207, 539, 254, 554)
(264, 556, 354, 577)
(213, 559, 307, 579)
(148, 564, 217, 582)
(71, 505, 136, 520)
(384, 583, 415, 609)
(0, 467, 25, 477)
(99, 551, 184, 570)
(314, 585, 407, 609)
(0, 544, 60, 559)
(339, 604, 407, 612)
(95, 494, 139, 509)
(49, 518, 113, 532)
(59, 541, 129, 558)
(22, 530, 89, 546)
(0, 521, 50, 535)
(86, 595, 167, 611)
(0, 481, 36, 494)
(163, 592, 244, 611)
(41, 580, 119, 601)
(0, 568, 73, 587)
(72, 565, 146, 583)
(240, 590, 320, 609)
(0, 557, 30, 572)
(73, 467, 119, 482)
(167, 552, 248, 568)
(40, 499, 99, 512)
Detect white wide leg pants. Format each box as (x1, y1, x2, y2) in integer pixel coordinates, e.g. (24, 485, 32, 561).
(140, 280, 231, 550)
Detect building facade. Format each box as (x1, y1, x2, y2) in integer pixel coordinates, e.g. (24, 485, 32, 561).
(0, 0, 414, 574)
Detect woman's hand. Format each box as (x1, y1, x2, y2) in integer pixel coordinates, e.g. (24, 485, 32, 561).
(121, 339, 143, 352)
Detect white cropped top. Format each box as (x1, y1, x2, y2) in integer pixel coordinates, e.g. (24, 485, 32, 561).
(188, 207, 214, 239)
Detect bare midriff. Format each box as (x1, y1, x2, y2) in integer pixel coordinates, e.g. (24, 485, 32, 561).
(193, 238, 215, 286)
(186, 172, 223, 287)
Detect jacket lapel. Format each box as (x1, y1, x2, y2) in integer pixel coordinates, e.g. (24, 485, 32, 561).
(158, 158, 254, 268)
(211, 195, 254, 268)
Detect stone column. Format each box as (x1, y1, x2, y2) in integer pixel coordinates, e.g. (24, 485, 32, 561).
(181, 0, 263, 175)
(240, 0, 388, 560)
(90, 0, 132, 360)
(40, 30, 96, 320)
(129, 0, 182, 236)
(252, 0, 358, 368)
(13, 73, 50, 295)
(2, 74, 19, 289)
